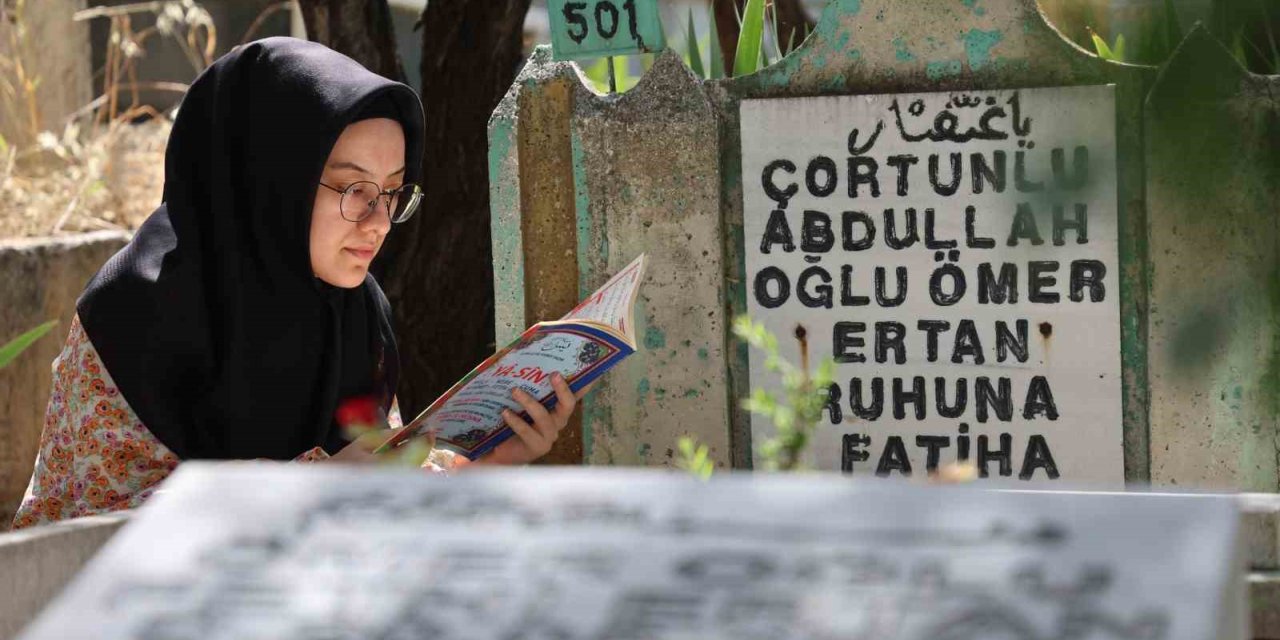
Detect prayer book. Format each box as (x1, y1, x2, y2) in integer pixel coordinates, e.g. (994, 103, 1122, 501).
(376, 254, 647, 459)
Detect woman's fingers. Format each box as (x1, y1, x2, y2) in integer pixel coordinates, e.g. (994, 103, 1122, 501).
(551, 374, 576, 421)
(501, 408, 547, 455)
(512, 388, 555, 436)
(503, 374, 590, 461)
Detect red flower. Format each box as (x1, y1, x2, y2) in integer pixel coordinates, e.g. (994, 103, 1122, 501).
(335, 395, 383, 428)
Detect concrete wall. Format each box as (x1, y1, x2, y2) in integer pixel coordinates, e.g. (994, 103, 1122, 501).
(0, 512, 129, 640)
(0, 233, 129, 525)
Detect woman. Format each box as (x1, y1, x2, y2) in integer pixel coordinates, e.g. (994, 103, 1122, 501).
(11, 37, 578, 530)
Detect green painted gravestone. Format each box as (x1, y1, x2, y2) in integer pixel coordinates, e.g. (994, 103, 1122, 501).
(488, 0, 1276, 495)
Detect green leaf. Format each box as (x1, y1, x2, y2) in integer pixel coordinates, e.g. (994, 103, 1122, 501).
(582, 57, 611, 92)
(0, 133, 8, 156)
(0, 320, 59, 369)
(1090, 31, 1116, 60)
(815, 358, 836, 386)
(678, 436, 696, 458)
(1112, 33, 1126, 62)
(686, 8, 706, 79)
(733, 0, 766, 77)
(676, 435, 715, 480)
(1231, 30, 1250, 68)
(615, 58, 637, 92)
(708, 3, 726, 79)
(1259, 0, 1280, 73)
(770, 2, 784, 61)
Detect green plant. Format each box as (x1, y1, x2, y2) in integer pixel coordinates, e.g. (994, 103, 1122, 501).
(674, 315, 836, 479)
(1089, 28, 1127, 62)
(0, 320, 59, 370)
(677, 436, 714, 480)
(734, 315, 836, 472)
(581, 0, 781, 92)
(732, 0, 767, 77)
(1083, 0, 1278, 73)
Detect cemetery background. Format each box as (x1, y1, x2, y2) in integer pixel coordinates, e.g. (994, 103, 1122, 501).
(0, 0, 1278, 637)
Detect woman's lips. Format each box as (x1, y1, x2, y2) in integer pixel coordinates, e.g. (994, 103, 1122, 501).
(344, 247, 375, 261)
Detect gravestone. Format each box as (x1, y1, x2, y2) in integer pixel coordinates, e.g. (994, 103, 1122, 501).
(716, 0, 1151, 485)
(18, 463, 1246, 639)
(491, 0, 1154, 485)
(1144, 27, 1280, 493)
(741, 85, 1122, 485)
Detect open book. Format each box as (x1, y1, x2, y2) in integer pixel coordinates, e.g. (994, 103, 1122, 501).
(376, 254, 648, 459)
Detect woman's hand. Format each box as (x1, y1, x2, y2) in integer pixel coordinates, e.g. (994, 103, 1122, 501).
(325, 428, 436, 467)
(471, 373, 591, 467)
(325, 429, 384, 464)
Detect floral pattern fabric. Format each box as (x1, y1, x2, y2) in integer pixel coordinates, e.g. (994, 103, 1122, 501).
(10, 315, 453, 531)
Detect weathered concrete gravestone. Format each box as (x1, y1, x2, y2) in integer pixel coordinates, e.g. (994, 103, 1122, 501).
(490, 0, 1276, 492)
(1144, 27, 1280, 493)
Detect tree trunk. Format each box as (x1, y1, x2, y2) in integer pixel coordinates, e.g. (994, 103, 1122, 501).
(378, 0, 532, 416)
(772, 0, 814, 54)
(296, 0, 405, 82)
(712, 0, 743, 73)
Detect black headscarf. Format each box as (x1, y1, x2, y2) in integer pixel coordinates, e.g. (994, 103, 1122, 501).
(77, 37, 424, 460)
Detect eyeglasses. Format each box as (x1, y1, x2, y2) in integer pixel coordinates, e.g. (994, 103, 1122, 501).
(319, 181, 423, 224)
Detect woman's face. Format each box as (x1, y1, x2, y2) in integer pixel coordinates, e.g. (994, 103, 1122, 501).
(310, 117, 406, 288)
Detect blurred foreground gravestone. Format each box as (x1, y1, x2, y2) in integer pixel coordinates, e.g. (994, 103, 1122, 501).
(19, 464, 1245, 639)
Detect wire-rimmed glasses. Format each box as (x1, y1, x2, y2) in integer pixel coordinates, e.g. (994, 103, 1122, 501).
(319, 181, 422, 224)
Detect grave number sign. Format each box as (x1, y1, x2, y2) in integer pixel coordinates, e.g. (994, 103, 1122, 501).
(548, 0, 665, 60)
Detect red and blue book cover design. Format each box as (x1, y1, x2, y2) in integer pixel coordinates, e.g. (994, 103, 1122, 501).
(376, 254, 648, 460)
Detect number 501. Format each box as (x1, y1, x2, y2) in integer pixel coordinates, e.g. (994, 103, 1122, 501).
(548, 0, 664, 60)
(562, 0, 640, 44)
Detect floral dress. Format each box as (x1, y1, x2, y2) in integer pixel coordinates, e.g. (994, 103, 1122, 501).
(10, 315, 452, 530)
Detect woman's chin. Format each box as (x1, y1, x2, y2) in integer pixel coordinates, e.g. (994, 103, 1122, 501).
(316, 266, 368, 289)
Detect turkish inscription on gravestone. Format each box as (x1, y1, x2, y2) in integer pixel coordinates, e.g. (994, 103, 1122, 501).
(740, 85, 1122, 486)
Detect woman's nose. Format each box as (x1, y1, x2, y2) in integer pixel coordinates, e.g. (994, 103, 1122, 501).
(358, 201, 392, 236)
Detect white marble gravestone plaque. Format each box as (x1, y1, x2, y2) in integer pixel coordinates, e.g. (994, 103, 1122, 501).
(740, 85, 1123, 486)
(20, 464, 1243, 640)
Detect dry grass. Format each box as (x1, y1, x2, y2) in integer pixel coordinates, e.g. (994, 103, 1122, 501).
(0, 116, 170, 239)
(0, 0, 218, 240)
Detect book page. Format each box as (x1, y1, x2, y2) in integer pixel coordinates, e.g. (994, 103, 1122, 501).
(382, 324, 631, 458)
(561, 254, 646, 341)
